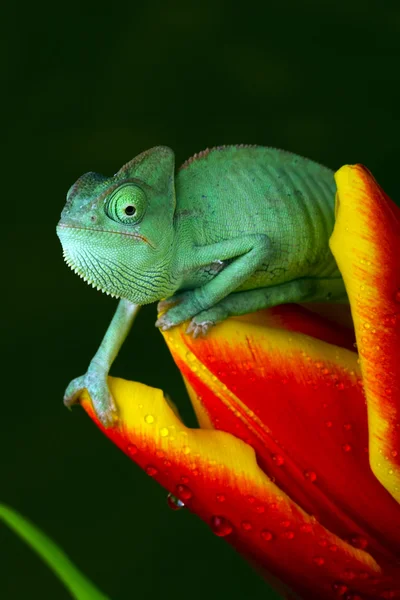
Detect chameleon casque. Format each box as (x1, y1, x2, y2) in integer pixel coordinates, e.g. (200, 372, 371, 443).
(57, 145, 348, 425)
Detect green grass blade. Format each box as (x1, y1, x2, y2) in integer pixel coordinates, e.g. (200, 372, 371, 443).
(0, 503, 110, 600)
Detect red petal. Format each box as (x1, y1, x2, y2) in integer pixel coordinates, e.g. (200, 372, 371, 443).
(82, 380, 400, 600)
(162, 307, 400, 562)
(330, 165, 400, 501)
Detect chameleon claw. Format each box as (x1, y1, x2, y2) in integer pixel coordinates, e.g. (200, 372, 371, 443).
(63, 370, 119, 428)
(186, 319, 215, 338)
(155, 316, 174, 330)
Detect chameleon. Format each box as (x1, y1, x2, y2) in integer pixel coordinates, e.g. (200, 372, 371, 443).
(57, 144, 348, 426)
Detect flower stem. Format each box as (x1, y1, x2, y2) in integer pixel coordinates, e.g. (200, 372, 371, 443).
(0, 503, 110, 600)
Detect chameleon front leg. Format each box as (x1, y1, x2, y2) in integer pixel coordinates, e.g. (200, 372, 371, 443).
(186, 276, 347, 337)
(156, 234, 271, 331)
(63, 299, 140, 427)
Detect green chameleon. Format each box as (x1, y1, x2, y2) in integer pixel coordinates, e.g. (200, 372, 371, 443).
(57, 145, 347, 425)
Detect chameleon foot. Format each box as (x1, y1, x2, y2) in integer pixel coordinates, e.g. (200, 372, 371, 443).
(63, 367, 118, 428)
(156, 291, 204, 331)
(186, 319, 215, 338)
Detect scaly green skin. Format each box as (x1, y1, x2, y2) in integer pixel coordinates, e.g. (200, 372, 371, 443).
(57, 145, 347, 425)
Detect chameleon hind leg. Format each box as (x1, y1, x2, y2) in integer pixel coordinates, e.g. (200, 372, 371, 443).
(186, 277, 348, 337)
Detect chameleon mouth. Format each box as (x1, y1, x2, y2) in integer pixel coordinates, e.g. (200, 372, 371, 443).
(62, 250, 120, 299)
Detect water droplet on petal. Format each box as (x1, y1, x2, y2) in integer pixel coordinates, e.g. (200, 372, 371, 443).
(210, 515, 234, 537)
(342, 443, 352, 453)
(349, 534, 368, 549)
(313, 556, 325, 566)
(216, 494, 226, 503)
(281, 531, 295, 540)
(167, 493, 185, 510)
(391, 450, 398, 458)
(127, 444, 138, 456)
(145, 465, 158, 476)
(332, 582, 348, 596)
(271, 453, 285, 466)
(300, 524, 312, 533)
(304, 470, 317, 482)
(260, 530, 273, 541)
(144, 414, 155, 424)
(343, 423, 352, 431)
(176, 484, 192, 501)
(325, 420, 333, 428)
(280, 520, 290, 528)
(160, 427, 169, 437)
(241, 520, 253, 531)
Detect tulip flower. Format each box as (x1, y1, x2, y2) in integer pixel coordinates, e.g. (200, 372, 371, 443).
(81, 165, 400, 600)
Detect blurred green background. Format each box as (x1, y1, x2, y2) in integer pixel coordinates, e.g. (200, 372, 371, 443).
(2, 0, 400, 598)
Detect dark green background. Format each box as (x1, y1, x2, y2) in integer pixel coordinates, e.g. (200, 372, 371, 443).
(2, 1, 400, 598)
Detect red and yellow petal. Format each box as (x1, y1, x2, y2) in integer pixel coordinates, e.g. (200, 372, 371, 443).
(162, 310, 400, 563)
(330, 165, 400, 502)
(82, 379, 399, 600)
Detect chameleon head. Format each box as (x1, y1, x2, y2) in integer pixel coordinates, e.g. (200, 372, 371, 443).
(57, 146, 177, 304)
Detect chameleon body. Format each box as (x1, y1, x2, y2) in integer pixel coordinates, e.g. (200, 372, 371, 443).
(57, 145, 347, 425)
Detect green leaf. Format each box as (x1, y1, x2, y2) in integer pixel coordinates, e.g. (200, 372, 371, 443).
(0, 503, 110, 600)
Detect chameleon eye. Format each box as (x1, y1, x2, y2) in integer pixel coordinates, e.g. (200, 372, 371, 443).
(105, 184, 146, 225)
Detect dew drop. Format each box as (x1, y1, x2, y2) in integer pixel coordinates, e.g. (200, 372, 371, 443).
(343, 423, 352, 431)
(246, 495, 256, 504)
(144, 414, 155, 424)
(271, 453, 285, 466)
(325, 420, 333, 428)
(182, 446, 191, 455)
(349, 534, 368, 549)
(216, 493, 226, 503)
(313, 556, 325, 566)
(255, 505, 265, 514)
(210, 515, 234, 537)
(145, 465, 158, 477)
(391, 450, 398, 458)
(176, 484, 193, 501)
(160, 427, 169, 437)
(332, 582, 348, 596)
(280, 519, 290, 528)
(167, 493, 185, 511)
(180, 475, 189, 484)
(300, 524, 312, 533)
(304, 470, 317, 482)
(260, 529, 273, 541)
(329, 544, 338, 552)
(127, 444, 138, 456)
(281, 531, 295, 540)
(336, 382, 345, 391)
(342, 443, 352, 453)
(241, 520, 253, 531)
